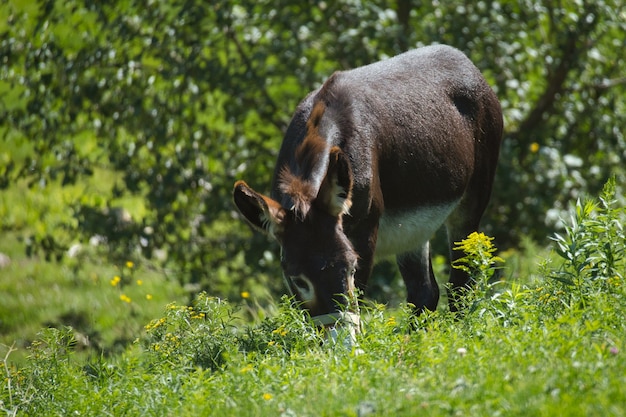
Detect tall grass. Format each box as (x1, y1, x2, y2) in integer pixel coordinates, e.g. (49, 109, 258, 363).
(1, 179, 625, 416)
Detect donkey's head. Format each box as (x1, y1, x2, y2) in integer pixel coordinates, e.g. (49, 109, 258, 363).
(233, 147, 358, 317)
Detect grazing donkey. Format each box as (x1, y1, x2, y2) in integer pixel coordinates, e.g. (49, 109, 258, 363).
(234, 45, 503, 326)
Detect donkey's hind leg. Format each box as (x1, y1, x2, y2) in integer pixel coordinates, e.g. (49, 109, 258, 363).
(397, 242, 440, 314)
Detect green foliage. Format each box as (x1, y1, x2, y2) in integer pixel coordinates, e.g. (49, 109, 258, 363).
(2, 181, 625, 415)
(142, 295, 240, 371)
(547, 178, 625, 309)
(0, 230, 185, 365)
(141, 293, 325, 372)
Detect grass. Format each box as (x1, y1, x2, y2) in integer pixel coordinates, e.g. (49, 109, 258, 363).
(1, 180, 625, 416)
(3, 287, 625, 416)
(0, 231, 185, 364)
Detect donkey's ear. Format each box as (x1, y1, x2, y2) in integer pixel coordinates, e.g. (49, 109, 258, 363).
(233, 181, 285, 239)
(316, 147, 353, 217)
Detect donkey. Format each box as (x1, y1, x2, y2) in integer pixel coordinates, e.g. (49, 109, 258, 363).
(233, 45, 503, 327)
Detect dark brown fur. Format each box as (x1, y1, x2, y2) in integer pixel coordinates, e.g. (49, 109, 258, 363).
(234, 45, 503, 317)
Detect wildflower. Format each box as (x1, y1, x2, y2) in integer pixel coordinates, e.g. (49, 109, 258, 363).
(126, 261, 134, 269)
(272, 325, 288, 337)
(146, 294, 153, 300)
(145, 317, 166, 331)
(452, 232, 503, 274)
(386, 316, 397, 327)
(610, 347, 619, 356)
(145, 322, 156, 331)
(136, 279, 143, 286)
(530, 142, 540, 153)
(263, 393, 273, 401)
(456, 347, 468, 357)
(453, 232, 499, 260)
(241, 291, 250, 299)
(240, 364, 254, 373)
(120, 294, 132, 303)
(608, 275, 621, 288)
(110, 276, 121, 286)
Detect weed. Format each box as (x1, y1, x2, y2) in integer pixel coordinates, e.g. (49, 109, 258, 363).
(549, 178, 625, 309)
(451, 231, 505, 316)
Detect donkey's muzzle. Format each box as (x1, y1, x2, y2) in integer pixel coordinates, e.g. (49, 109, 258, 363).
(312, 311, 361, 350)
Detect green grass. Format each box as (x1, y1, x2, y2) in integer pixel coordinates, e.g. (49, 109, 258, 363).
(1, 180, 624, 416)
(0, 231, 185, 364)
(3, 286, 625, 416)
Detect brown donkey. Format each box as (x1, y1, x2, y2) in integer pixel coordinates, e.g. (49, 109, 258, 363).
(234, 45, 503, 328)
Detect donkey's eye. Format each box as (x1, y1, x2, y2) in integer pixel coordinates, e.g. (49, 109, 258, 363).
(292, 277, 308, 290)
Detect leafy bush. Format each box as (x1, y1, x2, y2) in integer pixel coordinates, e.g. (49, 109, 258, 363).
(546, 178, 625, 310)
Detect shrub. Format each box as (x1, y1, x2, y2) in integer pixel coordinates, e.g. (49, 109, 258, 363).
(548, 178, 625, 309)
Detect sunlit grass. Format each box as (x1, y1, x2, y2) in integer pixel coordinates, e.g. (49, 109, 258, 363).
(1, 181, 624, 416)
(0, 230, 185, 364)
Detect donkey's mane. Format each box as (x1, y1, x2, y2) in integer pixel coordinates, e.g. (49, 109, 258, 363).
(278, 73, 356, 218)
(278, 101, 330, 217)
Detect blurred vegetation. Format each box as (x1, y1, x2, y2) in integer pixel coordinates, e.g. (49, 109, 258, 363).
(1, 0, 625, 305)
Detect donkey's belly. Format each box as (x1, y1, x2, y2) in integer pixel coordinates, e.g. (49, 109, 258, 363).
(375, 202, 459, 258)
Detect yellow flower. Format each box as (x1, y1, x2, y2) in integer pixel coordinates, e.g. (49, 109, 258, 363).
(272, 325, 288, 337)
(126, 261, 134, 269)
(110, 276, 121, 286)
(136, 279, 143, 286)
(145, 317, 166, 331)
(240, 364, 254, 373)
(530, 142, 540, 153)
(241, 291, 250, 299)
(146, 294, 153, 300)
(453, 232, 502, 261)
(263, 393, 273, 401)
(120, 294, 132, 303)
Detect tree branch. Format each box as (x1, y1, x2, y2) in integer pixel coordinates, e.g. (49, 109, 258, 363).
(511, 3, 599, 145)
(396, 0, 412, 51)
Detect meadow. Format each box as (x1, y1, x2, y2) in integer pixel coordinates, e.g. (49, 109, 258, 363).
(2, 2, 625, 415)
(1, 180, 624, 416)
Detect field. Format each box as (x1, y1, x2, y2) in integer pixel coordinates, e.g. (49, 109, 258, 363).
(2, 1, 625, 415)
(1, 181, 625, 416)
